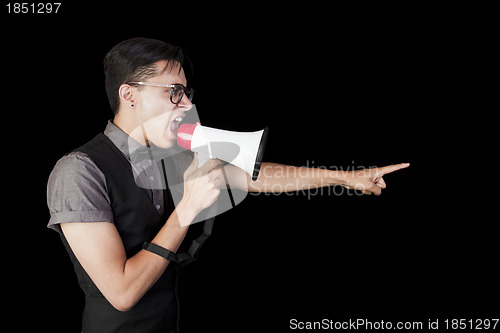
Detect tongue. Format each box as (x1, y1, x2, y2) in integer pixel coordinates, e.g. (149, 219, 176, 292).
(170, 121, 178, 133)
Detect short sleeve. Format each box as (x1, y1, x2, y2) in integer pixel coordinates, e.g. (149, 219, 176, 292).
(47, 151, 114, 234)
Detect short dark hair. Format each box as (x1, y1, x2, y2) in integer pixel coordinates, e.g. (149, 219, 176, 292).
(103, 37, 185, 114)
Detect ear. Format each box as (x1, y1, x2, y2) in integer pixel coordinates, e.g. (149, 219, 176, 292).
(118, 84, 136, 108)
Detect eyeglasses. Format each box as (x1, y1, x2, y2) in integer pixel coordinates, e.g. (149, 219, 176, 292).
(127, 81, 194, 105)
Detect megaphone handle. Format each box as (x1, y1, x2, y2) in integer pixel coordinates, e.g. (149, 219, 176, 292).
(220, 167, 236, 208)
(197, 154, 209, 168)
(207, 141, 214, 160)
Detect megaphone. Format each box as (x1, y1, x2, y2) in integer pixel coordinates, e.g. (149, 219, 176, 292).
(177, 123, 269, 181)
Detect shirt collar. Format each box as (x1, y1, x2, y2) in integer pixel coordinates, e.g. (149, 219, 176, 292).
(103, 120, 143, 162)
(103, 119, 183, 168)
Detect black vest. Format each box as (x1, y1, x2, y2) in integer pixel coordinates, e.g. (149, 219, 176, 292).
(61, 133, 179, 333)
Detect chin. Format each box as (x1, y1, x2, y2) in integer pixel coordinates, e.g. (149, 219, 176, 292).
(154, 130, 177, 149)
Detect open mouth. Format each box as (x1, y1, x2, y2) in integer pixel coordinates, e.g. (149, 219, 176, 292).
(169, 116, 184, 133)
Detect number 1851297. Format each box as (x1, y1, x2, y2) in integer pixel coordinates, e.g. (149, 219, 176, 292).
(6, 3, 61, 14)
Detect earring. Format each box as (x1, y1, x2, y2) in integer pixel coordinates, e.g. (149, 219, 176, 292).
(131, 104, 134, 108)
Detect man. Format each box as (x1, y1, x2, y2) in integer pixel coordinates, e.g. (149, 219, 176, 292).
(47, 37, 408, 332)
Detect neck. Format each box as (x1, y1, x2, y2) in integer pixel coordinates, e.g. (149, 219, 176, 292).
(113, 111, 148, 146)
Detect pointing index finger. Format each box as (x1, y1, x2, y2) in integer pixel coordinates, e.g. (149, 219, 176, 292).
(377, 163, 410, 176)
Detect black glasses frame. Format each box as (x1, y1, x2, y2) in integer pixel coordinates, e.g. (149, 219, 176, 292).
(127, 81, 195, 105)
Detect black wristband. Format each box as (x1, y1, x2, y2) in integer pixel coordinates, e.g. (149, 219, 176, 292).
(142, 242, 177, 262)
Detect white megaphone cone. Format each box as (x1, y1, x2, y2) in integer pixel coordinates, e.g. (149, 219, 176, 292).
(177, 123, 269, 181)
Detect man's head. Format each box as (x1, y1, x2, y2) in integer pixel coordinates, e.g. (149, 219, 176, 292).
(104, 38, 193, 148)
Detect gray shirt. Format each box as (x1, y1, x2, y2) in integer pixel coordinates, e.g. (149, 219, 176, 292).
(47, 120, 166, 233)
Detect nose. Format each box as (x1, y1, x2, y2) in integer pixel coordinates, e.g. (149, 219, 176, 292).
(176, 93, 193, 111)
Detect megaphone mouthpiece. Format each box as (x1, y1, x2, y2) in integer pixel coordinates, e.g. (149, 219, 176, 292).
(177, 123, 198, 150)
(177, 123, 268, 181)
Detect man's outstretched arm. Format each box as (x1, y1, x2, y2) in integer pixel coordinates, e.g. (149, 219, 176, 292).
(225, 162, 410, 195)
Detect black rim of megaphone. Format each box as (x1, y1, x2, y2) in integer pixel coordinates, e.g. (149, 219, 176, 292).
(252, 126, 269, 181)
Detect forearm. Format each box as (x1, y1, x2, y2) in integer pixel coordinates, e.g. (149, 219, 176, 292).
(119, 154, 220, 306)
(109, 200, 196, 311)
(248, 162, 347, 193)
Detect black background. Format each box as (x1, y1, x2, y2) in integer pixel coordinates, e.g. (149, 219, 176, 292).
(3, 2, 497, 332)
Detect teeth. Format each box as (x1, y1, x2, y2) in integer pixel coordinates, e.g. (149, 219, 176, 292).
(175, 117, 183, 122)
